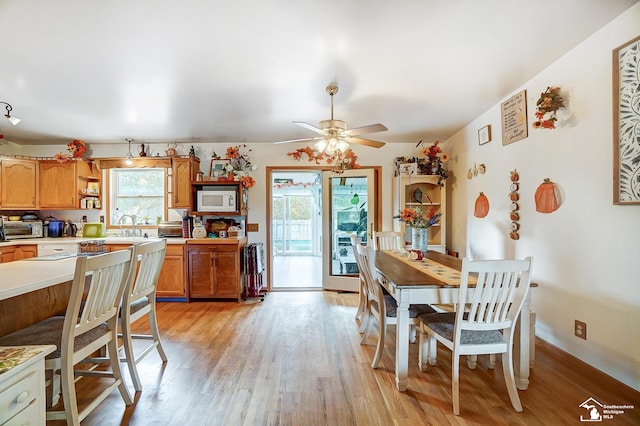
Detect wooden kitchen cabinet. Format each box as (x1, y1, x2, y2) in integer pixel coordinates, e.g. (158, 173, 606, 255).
(188, 243, 244, 301)
(156, 244, 187, 299)
(38, 160, 77, 209)
(76, 159, 102, 210)
(0, 244, 37, 263)
(170, 157, 200, 209)
(0, 158, 37, 209)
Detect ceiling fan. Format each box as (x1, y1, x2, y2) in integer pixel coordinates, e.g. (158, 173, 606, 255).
(274, 84, 387, 154)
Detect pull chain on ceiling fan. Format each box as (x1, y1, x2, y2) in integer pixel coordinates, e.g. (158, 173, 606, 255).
(274, 84, 388, 154)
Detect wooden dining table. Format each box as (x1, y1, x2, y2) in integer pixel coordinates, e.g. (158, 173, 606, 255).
(373, 249, 534, 392)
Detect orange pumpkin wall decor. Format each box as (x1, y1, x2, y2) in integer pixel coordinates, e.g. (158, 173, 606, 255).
(535, 178, 560, 213)
(474, 192, 490, 218)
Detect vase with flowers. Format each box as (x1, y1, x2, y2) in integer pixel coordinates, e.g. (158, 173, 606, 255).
(67, 139, 87, 158)
(393, 205, 442, 252)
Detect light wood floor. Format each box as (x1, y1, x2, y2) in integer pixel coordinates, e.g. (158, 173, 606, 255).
(63, 292, 639, 425)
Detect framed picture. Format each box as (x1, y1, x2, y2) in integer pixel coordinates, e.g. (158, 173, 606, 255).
(210, 159, 230, 177)
(398, 163, 418, 176)
(613, 35, 640, 205)
(501, 90, 528, 146)
(478, 125, 492, 145)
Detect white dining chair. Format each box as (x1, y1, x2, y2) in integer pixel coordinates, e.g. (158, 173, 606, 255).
(357, 243, 436, 368)
(417, 256, 534, 415)
(0, 249, 136, 424)
(372, 231, 404, 251)
(119, 239, 168, 392)
(351, 235, 367, 333)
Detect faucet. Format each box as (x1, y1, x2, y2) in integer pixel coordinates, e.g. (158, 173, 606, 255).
(118, 214, 141, 237)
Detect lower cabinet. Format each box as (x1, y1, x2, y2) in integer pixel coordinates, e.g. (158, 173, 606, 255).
(0, 245, 37, 263)
(188, 244, 244, 301)
(156, 244, 187, 299)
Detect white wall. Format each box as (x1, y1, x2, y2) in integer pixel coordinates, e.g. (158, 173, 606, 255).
(445, 4, 640, 390)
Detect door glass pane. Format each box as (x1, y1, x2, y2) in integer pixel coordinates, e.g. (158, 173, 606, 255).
(330, 175, 368, 276)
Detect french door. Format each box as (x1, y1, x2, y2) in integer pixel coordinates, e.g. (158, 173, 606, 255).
(321, 168, 376, 291)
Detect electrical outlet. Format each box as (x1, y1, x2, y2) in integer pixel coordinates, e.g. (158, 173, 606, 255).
(246, 223, 259, 232)
(575, 320, 587, 340)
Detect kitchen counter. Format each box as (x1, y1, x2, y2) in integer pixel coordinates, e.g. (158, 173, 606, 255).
(0, 236, 247, 247)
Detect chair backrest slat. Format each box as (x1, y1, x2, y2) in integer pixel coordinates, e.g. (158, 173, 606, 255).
(125, 240, 167, 304)
(457, 257, 533, 335)
(372, 231, 404, 251)
(67, 249, 135, 338)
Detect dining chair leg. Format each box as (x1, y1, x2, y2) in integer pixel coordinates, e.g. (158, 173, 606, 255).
(418, 329, 428, 371)
(360, 307, 373, 344)
(409, 324, 417, 343)
(121, 319, 143, 392)
(502, 349, 523, 412)
(428, 335, 437, 366)
(467, 354, 477, 369)
(371, 317, 385, 368)
(452, 349, 461, 416)
(489, 353, 497, 369)
(149, 307, 168, 362)
(109, 331, 134, 405)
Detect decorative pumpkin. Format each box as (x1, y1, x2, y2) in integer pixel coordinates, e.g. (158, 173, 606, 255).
(510, 231, 520, 240)
(510, 212, 520, 221)
(509, 191, 519, 201)
(535, 178, 559, 213)
(510, 169, 519, 181)
(474, 192, 490, 218)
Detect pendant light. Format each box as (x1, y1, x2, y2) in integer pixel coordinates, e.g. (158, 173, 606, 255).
(125, 138, 134, 165)
(1, 101, 21, 125)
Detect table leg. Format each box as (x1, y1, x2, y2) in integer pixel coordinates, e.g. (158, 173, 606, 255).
(395, 295, 410, 391)
(514, 290, 531, 390)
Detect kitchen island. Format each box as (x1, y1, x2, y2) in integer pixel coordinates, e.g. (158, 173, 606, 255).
(0, 237, 248, 336)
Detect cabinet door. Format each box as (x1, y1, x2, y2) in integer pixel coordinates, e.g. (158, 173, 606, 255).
(156, 245, 186, 298)
(172, 158, 195, 209)
(188, 249, 215, 297)
(212, 249, 239, 297)
(1, 158, 37, 208)
(0, 246, 17, 263)
(16, 245, 37, 260)
(39, 160, 77, 209)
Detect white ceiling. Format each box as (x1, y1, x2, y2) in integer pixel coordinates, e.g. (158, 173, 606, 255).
(0, 0, 637, 147)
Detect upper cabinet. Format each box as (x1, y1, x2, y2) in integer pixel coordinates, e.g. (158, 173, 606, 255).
(0, 158, 38, 209)
(39, 160, 77, 209)
(190, 181, 248, 216)
(76, 159, 101, 210)
(170, 157, 200, 209)
(393, 175, 447, 254)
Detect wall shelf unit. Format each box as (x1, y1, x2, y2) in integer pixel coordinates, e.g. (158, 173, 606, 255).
(393, 175, 446, 254)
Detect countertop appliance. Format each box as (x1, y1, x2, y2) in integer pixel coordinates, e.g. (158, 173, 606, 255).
(196, 189, 237, 212)
(157, 221, 183, 238)
(3, 220, 44, 240)
(48, 219, 64, 238)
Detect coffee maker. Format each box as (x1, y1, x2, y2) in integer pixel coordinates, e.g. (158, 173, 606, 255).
(0, 216, 6, 241)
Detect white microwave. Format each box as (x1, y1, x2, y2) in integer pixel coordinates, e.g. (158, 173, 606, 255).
(196, 190, 237, 212)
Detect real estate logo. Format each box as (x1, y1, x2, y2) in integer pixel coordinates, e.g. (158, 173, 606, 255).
(579, 397, 636, 422)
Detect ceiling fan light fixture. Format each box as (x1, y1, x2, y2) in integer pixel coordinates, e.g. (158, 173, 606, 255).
(1, 101, 21, 126)
(336, 140, 349, 153)
(315, 139, 327, 152)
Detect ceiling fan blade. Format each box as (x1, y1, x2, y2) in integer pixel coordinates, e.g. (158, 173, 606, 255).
(345, 123, 388, 137)
(273, 137, 321, 145)
(294, 121, 326, 135)
(347, 136, 386, 148)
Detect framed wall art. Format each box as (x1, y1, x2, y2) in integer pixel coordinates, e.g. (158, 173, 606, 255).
(501, 90, 528, 146)
(210, 159, 230, 177)
(612, 35, 640, 205)
(478, 124, 492, 145)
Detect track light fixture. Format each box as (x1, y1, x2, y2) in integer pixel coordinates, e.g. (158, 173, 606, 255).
(1, 101, 21, 126)
(125, 138, 134, 165)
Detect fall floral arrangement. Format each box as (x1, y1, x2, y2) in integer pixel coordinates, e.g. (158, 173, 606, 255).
(211, 144, 257, 187)
(394, 205, 442, 228)
(532, 86, 565, 130)
(287, 146, 360, 170)
(67, 139, 87, 158)
(394, 140, 449, 186)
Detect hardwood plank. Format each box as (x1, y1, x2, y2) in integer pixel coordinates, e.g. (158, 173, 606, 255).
(46, 292, 640, 425)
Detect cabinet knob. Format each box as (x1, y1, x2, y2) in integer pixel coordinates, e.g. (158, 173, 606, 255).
(15, 390, 30, 403)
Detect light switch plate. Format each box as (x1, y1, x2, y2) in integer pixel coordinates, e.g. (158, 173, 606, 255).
(246, 223, 259, 232)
